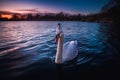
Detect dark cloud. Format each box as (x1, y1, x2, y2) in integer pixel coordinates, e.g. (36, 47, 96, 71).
(16, 9, 41, 13)
(0, 10, 14, 14)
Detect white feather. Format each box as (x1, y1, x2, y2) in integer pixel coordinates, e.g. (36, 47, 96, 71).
(55, 24, 78, 64)
(62, 41, 78, 62)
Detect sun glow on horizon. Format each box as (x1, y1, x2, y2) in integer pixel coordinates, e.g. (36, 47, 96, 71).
(1, 14, 12, 19)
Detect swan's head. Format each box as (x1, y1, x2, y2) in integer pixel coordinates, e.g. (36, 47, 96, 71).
(54, 23, 63, 43)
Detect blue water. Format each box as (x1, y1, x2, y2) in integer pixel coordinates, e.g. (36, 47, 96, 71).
(0, 21, 120, 80)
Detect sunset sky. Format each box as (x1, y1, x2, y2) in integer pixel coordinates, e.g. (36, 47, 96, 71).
(0, 0, 109, 14)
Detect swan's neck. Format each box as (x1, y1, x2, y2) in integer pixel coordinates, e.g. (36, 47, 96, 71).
(55, 32, 64, 64)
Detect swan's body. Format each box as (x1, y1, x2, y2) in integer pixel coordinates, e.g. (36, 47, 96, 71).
(62, 41, 78, 62)
(55, 24, 78, 64)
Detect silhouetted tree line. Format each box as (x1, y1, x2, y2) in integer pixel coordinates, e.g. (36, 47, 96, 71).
(0, 12, 85, 21)
(84, 0, 120, 22)
(97, 0, 120, 51)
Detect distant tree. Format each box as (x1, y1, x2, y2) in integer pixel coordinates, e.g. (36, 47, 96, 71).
(71, 13, 82, 20)
(56, 12, 64, 20)
(101, 0, 120, 21)
(12, 13, 19, 20)
(57, 12, 64, 17)
(101, 0, 120, 12)
(27, 14, 33, 20)
(35, 14, 41, 20)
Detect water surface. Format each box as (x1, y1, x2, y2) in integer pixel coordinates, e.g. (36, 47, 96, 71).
(0, 21, 119, 80)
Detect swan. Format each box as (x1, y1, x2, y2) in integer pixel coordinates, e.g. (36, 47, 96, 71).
(54, 23, 78, 64)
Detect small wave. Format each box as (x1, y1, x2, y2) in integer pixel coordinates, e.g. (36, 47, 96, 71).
(51, 54, 92, 68)
(77, 56, 92, 65)
(0, 47, 20, 56)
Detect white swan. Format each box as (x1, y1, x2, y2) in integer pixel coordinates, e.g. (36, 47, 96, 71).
(54, 23, 78, 64)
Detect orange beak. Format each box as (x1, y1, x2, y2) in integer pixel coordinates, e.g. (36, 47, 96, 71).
(54, 34, 60, 44)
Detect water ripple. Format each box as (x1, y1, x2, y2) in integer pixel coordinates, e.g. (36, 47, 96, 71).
(0, 21, 119, 80)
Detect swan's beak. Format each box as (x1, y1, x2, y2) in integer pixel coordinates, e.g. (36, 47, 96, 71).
(54, 23, 62, 44)
(54, 34, 60, 44)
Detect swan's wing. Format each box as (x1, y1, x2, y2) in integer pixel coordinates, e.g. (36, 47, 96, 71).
(62, 41, 78, 62)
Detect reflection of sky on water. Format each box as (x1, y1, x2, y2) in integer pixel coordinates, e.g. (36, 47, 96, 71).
(0, 22, 56, 48)
(61, 22, 106, 54)
(0, 21, 112, 79)
(0, 21, 107, 57)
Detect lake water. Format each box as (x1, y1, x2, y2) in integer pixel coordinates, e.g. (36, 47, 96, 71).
(0, 21, 120, 80)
